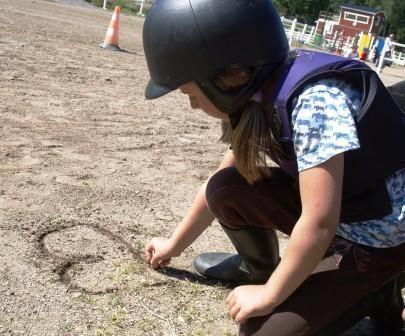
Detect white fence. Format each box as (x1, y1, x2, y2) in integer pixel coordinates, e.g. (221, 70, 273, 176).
(280, 16, 355, 53)
(281, 16, 405, 73)
(281, 17, 317, 47)
(134, 0, 155, 15)
(103, 0, 154, 15)
(376, 41, 405, 73)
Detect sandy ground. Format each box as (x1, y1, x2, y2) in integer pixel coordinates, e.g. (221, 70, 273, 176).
(0, 1, 404, 335)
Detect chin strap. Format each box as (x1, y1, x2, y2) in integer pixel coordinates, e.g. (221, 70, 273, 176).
(229, 113, 242, 129)
(229, 89, 264, 129)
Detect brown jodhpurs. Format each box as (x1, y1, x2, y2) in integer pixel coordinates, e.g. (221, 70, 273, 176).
(205, 167, 405, 336)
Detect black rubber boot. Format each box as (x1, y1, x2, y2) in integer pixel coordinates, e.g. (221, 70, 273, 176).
(192, 225, 280, 284)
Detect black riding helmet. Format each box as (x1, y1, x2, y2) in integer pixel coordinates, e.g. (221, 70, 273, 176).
(143, 0, 289, 122)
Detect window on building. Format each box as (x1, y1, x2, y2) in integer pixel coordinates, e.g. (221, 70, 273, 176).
(344, 11, 370, 25)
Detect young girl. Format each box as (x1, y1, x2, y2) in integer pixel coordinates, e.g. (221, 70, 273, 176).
(142, 0, 405, 335)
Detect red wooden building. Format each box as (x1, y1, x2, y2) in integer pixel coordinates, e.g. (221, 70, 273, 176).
(316, 4, 385, 39)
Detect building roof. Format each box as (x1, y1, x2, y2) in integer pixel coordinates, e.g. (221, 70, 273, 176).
(340, 4, 384, 15)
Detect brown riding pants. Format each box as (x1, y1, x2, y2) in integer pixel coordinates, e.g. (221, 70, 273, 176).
(205, 167, 405, 336)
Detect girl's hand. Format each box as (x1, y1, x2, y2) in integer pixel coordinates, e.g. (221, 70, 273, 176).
(144, 237, 180, 269)
(227, 285, 275, 324)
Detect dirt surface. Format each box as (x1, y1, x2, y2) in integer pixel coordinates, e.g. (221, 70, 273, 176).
(0, 1, 404, 335)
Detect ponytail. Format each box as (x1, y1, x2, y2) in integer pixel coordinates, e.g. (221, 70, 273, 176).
(231, 101, 274, 184)
(214, 68, 280, 184)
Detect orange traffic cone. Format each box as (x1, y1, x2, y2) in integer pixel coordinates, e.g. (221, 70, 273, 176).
(99, 6, 122, 51)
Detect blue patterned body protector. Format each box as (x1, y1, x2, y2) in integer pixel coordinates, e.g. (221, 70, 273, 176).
(268, 49, 405, 223)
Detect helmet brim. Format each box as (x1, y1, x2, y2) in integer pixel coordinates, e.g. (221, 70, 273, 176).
(145, 80, 174, 100)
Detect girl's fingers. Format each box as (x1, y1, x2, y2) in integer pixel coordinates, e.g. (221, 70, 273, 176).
(150, 255, 160, 269)
(145, 252, 151, 263)
(235, 310, 247, 324)
(227, 294, 236, 310)
(144, 249, 153, 263)
(229, 304, 241, 319)
(145, 240, 153, 251)
(226, 290, 234, 303)
(145, 242, 154, 255)
(160, 259, 171, 267)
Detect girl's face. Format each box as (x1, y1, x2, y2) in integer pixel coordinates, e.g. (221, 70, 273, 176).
(179, 82, 229, 121)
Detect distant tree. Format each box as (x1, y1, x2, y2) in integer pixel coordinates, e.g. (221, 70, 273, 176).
(382, 0, 405, 42)
(273, 0, 330, 23)
(306, 0, 331, 23)
(273, 0, 306, 19)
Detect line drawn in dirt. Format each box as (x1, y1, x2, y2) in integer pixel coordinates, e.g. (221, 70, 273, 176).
(37, 222, 142, 294)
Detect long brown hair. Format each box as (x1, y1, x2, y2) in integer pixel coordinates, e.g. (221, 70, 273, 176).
(213, 68, 281, 184)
